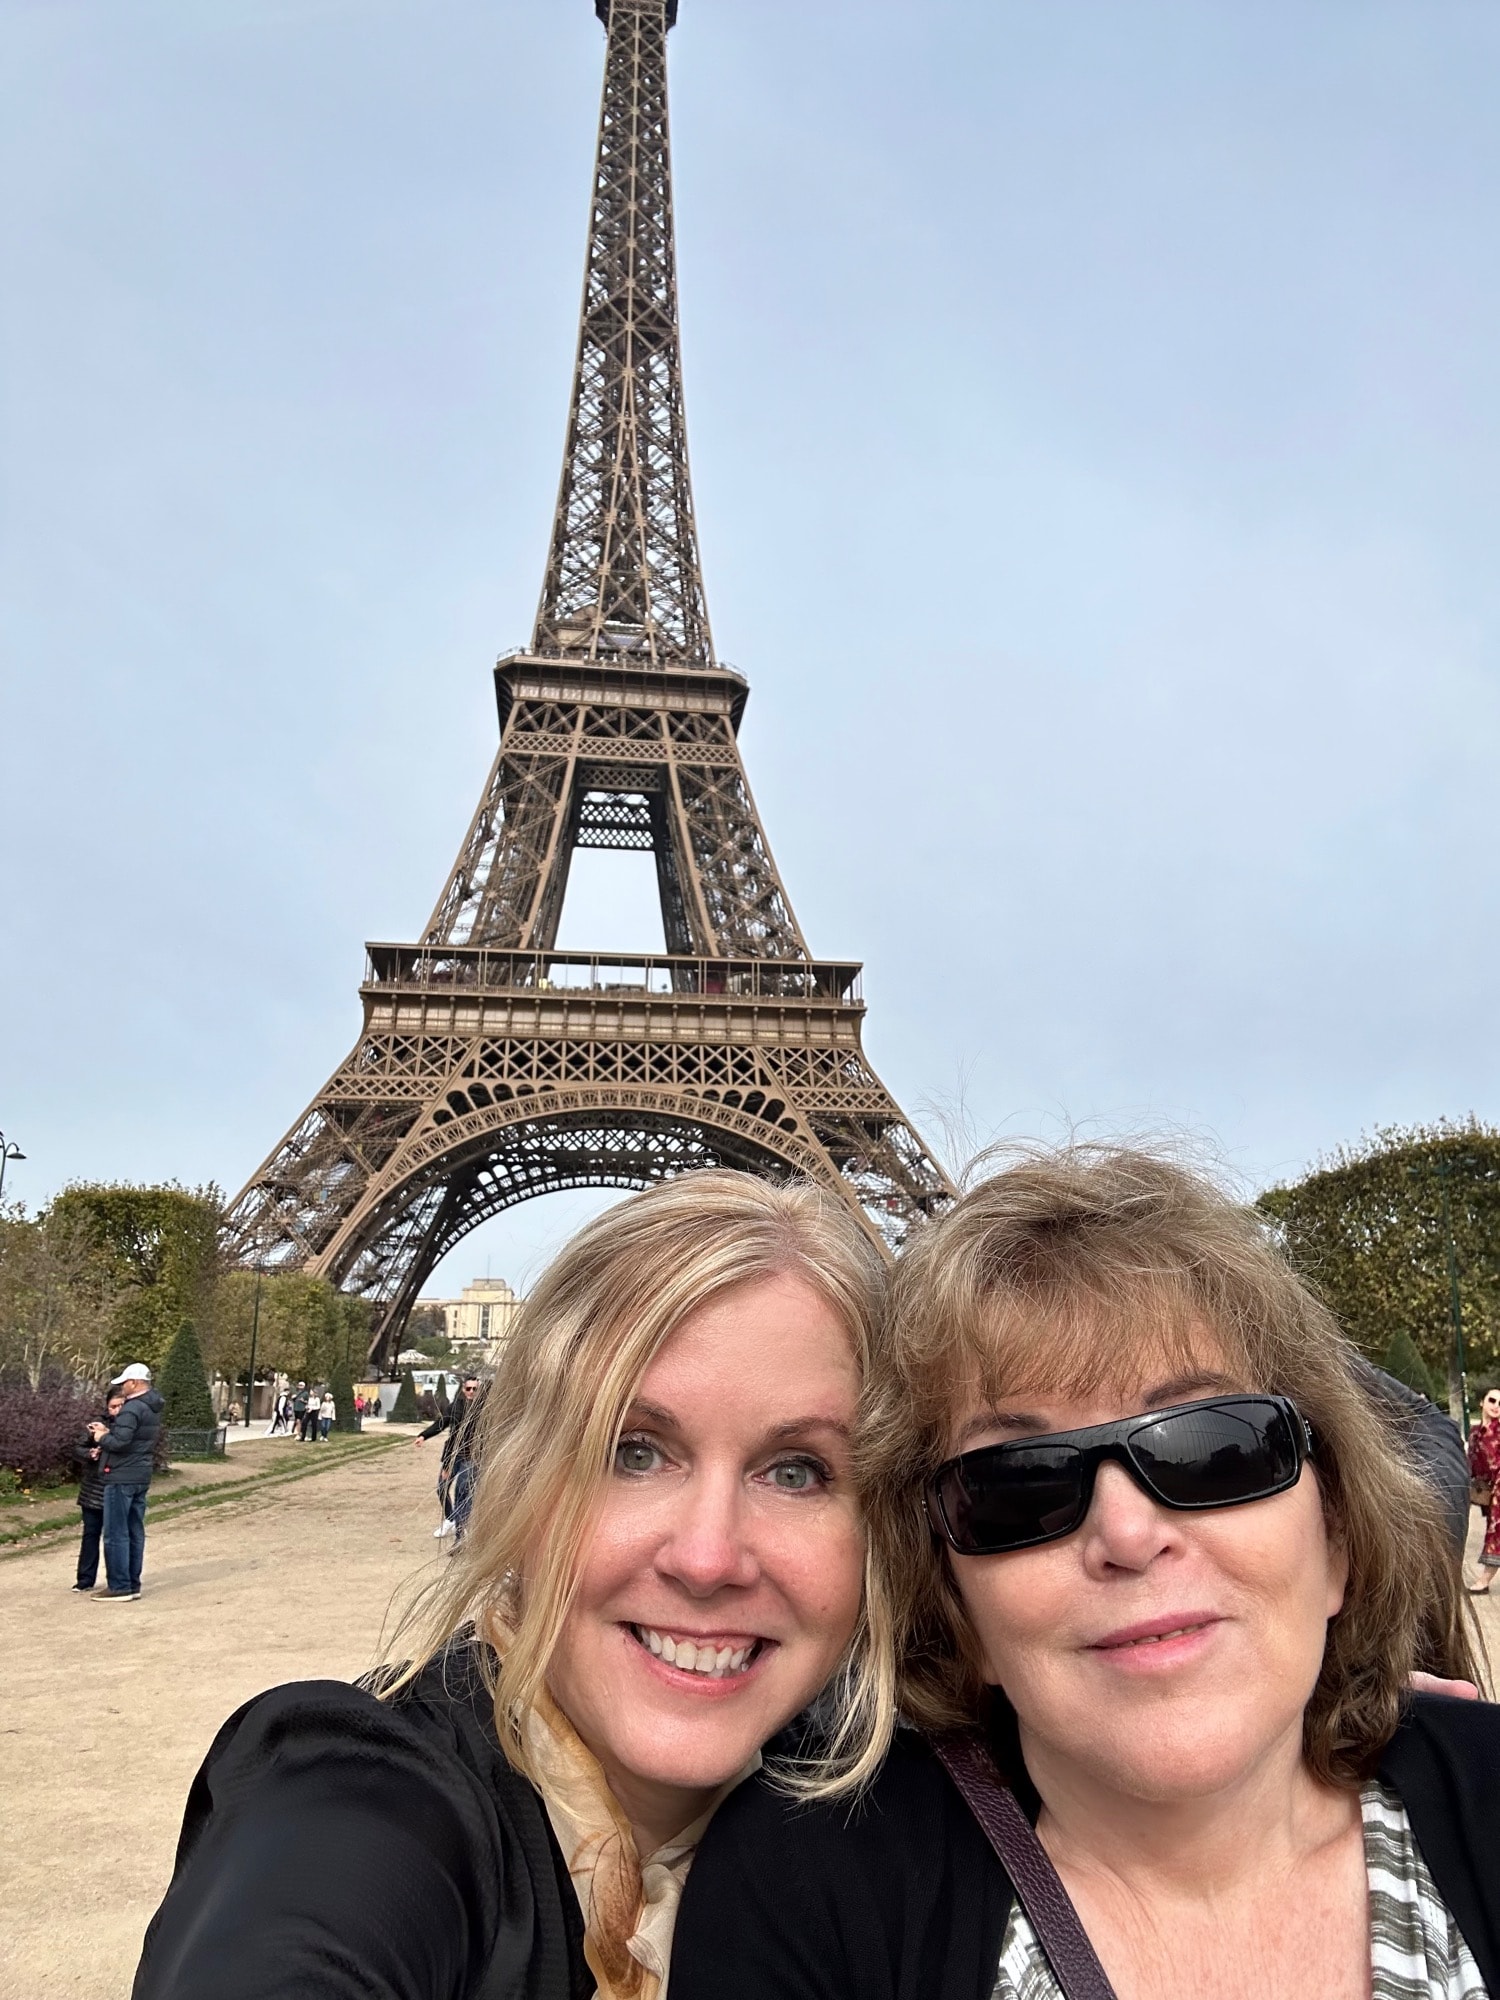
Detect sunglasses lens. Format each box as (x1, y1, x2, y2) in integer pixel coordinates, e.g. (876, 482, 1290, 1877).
(1130, 1401, 1299, 1507)
(938, 1443, 1086, 1553)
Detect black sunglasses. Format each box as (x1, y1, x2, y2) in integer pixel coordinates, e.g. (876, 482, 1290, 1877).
(926, 1394, 1313, 1556)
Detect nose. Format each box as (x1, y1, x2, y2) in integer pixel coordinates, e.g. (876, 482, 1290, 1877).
(654, 1468, 761, 1598)
(1078, 1459, 1180, 1576)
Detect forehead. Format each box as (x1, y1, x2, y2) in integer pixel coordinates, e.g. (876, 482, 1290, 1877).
(637, 1270, 858, 1414)
(955, 1288, 1247, 1414)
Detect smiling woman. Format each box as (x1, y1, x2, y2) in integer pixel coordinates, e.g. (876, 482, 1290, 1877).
(131, 1171, 889, 2000)
(672, 1147, 1500, 2000)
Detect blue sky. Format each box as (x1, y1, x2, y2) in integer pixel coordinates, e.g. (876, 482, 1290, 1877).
(3, 0, 1498, 1293)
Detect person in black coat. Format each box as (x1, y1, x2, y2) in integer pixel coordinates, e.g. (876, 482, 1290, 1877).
(132, 1171, 893, 2000)
(672, 1148, 1500, 2000)
(70, 1389, 123, 1592)
(416, 1374, 488, 1541)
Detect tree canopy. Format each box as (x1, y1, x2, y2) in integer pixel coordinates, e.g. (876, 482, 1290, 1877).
(1258, 1119, 1500, 1416)
(213, 1269, 372, 1387)
(45, 1183, 223, 1374)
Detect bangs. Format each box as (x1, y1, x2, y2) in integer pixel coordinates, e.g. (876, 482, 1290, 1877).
(954, 1268, 1259, 1415)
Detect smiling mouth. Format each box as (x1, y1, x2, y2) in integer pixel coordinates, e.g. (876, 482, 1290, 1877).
(628, 1625, 765, 1679)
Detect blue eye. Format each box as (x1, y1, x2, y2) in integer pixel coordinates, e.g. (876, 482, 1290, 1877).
(766, 1458, 824, 1492)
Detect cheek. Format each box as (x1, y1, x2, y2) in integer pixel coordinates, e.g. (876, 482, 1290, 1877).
(768, 1505, 867, 1643)
(953, 1551, 1072, 1684)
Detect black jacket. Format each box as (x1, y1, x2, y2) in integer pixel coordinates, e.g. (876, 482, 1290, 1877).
(420, 1389, 487, 1474)
(95, 1389, 163, 1489)
(73, 1414, 112, 1510)
(671, 1695, 1500, 2000)
(1359, 1359, 1472, 1557)
(133, 1645, 589, 2000)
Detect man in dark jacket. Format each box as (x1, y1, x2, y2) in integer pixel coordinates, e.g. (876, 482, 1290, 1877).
(88, 1362, 164, 1600)
(71, 1390, 124, 1593)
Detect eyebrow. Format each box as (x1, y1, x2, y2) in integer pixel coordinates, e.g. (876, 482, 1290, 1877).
(955, 1371, 1243, 1446)
(622, 1402, 853, 1449)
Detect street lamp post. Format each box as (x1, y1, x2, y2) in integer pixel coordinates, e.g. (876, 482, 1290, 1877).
(1409, 1151, 1472, 1434)
(243, 1267, 264, 1428)
(0, 1131, 25, 1206)
(1433, 1157, 1470, 1436)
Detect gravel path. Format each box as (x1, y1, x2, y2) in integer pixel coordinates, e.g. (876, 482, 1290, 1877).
(0, 1430, 446, 2000)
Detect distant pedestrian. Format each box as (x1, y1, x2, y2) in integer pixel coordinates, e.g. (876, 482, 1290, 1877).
(291, 1382, 313, 1442)
(413, 1374, 486, 1544)
(71, 1390, 124, 1593)
(1468, 1385, 1500, 1594)
(318, 1391, 335, 1441)
(87, 1363, 164, 1600)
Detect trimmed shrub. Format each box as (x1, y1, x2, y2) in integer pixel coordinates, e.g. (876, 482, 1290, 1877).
(329, 1357, 359, 1435)
(0, 1370, 97, 1487)
(158, 1318, 217, 1429)
(387, 1367, 419, 1422)
(1383, 1328, 1437, 1404)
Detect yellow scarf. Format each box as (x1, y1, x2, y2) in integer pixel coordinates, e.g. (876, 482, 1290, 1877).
(523, 1686, 758, 2000)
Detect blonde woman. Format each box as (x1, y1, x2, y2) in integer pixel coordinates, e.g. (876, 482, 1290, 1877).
(674, 1148, 1500, 2000)
(134, 1170, 894, 2000)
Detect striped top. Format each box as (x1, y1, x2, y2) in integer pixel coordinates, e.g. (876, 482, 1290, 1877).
(990, 1782, 1488, 2000)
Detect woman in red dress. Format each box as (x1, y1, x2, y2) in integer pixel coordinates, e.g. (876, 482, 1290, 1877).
(1467, 1384, 1500, 1593)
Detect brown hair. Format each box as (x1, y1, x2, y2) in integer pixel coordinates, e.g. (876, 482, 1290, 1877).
(380, 1168, 896, 1800)
(861, 1144, 1481, 1786)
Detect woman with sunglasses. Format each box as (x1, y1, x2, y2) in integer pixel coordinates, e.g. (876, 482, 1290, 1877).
(673, 1147, 1500, 2000)
(133, 1170, 895, 2000)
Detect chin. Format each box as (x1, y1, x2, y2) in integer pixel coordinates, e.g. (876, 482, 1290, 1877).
(617, 1715, 763, 1792)
(1088, 1719, 1289, 1803)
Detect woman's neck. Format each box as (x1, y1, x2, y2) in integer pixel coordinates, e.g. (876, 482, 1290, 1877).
(1020, 1717, 1357, 1900)
(604, 1769, 719, 1859)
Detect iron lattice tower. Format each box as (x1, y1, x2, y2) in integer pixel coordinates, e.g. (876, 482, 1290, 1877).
(225, 0, 951, 1359)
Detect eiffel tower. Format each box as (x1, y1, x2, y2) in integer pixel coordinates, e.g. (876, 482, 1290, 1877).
(224, 0, 952, 1362)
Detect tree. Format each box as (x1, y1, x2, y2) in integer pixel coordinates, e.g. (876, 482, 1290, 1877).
(1381, 1329, 1435, 1403)
(46, 1183, 223, 1375)
(1258, 1119, 1500, 1419)
(212, 1270, 373, 1386)
(0, 1202, 120, 1388)
(328, 1356, 359, 1434)
(158, 1318, 217, 1430)
(388, 1366, 420, 1422)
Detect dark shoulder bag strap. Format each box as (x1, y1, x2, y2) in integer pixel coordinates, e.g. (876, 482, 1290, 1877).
(931, 1732, 1120, 2000)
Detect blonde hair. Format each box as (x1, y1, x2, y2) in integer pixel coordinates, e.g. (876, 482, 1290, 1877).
(382, 1169, 895, 1800)
(862, 1144, 1481, 1786)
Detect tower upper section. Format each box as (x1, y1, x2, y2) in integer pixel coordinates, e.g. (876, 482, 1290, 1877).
(533, 0, 710, 669)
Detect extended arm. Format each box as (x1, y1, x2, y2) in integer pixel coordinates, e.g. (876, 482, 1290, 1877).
(133, 1683, 512, 2000)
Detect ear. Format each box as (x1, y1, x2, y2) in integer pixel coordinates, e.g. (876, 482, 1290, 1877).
(1321, 1504, 1350, 1621)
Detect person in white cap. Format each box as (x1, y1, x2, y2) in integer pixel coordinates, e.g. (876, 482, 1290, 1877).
(87, 1362, 164, 1599)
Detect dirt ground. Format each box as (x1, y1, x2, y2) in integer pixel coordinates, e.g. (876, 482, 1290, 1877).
(1, 1438, 1497, 2000)
(0, 1428, 444, 2000)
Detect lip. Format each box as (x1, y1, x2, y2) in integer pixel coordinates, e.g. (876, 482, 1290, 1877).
(1087, 1611, 1225, 1660)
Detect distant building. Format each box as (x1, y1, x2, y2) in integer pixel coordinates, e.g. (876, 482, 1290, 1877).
(415, 1277, 523, 1367)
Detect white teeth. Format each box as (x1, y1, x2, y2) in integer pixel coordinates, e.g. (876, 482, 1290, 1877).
(634, 1628, 757, 1678)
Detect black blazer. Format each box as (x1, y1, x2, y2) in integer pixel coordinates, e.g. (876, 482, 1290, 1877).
(133, 1647, 590, 2000)
(671, 1694, 1500, 2000)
